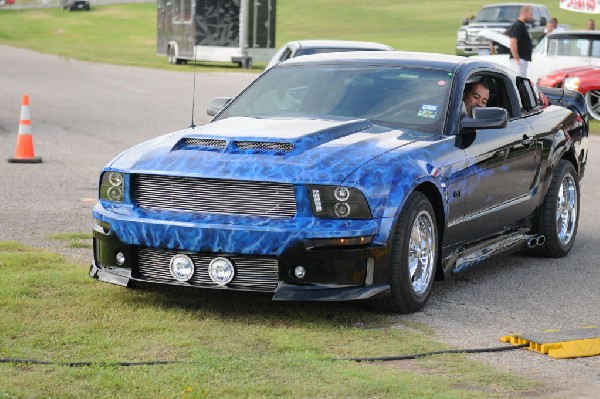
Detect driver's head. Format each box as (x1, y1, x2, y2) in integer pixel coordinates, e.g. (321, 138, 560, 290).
(463, 82, 490, 116)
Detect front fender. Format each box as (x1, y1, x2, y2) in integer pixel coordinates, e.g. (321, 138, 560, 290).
(347, 156, 446, 246)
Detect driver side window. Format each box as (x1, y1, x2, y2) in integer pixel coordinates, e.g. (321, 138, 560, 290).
(465, 74, 514, 117)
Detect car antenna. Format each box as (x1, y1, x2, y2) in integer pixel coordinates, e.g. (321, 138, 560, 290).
(190, 47, 197, 129)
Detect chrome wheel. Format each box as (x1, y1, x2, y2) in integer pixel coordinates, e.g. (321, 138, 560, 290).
(585, 90, 600, 120)
(556, 173, 577, 246)
(408, 210, 435, 295)
(371, 192, 437, 313)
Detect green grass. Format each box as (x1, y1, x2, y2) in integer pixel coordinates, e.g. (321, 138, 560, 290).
(49, 232, 93, 249)
(0, 242, 539, 398)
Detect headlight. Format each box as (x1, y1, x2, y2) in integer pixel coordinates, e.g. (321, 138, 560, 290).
(309, 185, 371, 219)
(564, 77, 580, 92)
(99, 171, 125, 203)
(457, 30, 467, 41)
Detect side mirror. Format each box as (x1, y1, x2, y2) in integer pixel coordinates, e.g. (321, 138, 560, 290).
(460, 107, 508, 132)
(539, 17, 547, 27)
(207, 97, 232, 116)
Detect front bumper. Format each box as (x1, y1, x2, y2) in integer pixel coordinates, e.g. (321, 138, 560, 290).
(91, 215, 393, 301)
(456, 42, 490, 57)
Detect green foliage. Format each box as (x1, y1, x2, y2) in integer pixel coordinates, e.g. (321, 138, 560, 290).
(0, 243, 538, 397)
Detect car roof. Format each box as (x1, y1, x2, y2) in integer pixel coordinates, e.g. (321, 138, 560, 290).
(282, 50, 470, 70)
(547, 31, 600, 38)
(285, 40, 393, 51)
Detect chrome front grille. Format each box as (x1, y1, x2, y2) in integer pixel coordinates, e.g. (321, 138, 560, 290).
(136, 248, 279, 292)
(130, 174, 297, 218)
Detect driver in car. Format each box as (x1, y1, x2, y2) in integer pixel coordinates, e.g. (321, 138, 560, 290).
(462, 82, 490, 116)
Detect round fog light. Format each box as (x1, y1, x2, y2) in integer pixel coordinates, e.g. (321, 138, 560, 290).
(294, 266, 306, 279)
(208, 257, 235, 286)
(169, 254, 195, 282)
(115, 252, 125, 265)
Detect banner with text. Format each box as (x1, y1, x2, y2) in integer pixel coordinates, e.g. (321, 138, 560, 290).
(560, 0, 600, 13)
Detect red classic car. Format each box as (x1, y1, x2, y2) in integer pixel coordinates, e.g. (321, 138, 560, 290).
(538, 66, 600, 120)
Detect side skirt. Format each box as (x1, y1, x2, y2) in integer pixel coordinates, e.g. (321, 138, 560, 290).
(441, 230, 543, 275)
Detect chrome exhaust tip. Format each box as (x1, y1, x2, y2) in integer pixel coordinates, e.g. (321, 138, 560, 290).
(537, 235, 545, 246)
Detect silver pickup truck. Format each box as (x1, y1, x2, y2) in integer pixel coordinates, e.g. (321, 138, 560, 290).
(456, 3, 550, 56)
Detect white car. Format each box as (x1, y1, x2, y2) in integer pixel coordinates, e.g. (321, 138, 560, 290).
(474, 31, 600, 82)
(265, 40, 393, 69)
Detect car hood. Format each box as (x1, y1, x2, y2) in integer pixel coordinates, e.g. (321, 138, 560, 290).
(108, 117, 431, 185)
(465, 22, 510, 30)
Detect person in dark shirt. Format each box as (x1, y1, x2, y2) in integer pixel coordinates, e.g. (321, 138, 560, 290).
(509, 5, 533, 77)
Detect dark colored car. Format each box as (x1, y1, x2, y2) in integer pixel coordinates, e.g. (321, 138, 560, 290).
(61, 0, 90, 11)
(538, 66, 600, 120)
(91, 52, 588, 313)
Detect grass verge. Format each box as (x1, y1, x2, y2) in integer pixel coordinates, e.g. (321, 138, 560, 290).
(0, 242, 538, 398)
(48, 232, 93, 249)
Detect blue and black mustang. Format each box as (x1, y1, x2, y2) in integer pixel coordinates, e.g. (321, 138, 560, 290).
(91, 52, 588, 313)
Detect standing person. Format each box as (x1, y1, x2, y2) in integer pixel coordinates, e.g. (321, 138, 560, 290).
(588, 19, 596, 30)
(509, 5, 533, 77)
(551, 17, 565, 32)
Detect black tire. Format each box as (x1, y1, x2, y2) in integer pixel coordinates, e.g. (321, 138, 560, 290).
(371, 192, 438, 313)
(529, 160, 579, 258)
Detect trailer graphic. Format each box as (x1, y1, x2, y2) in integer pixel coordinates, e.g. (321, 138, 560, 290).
(157, 0, 276, 68)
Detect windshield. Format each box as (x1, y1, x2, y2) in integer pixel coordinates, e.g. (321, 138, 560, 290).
(218, 65, 452, 133)
(546, 35, 600, 57)
(473, 5, 520, 23)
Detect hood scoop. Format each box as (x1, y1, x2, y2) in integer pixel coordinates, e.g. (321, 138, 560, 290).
(175, 138, 227, 152)
(172, 137, 295, 155)
(171, 118, 374, 156)
(233, 141, 294, 153)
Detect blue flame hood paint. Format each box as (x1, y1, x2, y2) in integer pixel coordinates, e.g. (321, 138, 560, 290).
(94, 116, 454, 256)
(107, 116, 427, 185)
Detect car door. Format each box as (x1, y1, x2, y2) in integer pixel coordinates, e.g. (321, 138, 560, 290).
(461, 75, 540, 242)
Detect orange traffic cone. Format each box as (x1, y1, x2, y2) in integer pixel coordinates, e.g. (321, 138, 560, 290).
(8, 94, 42, 163)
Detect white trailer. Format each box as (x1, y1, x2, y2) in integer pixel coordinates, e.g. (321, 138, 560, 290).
(156, 0, 276, 68)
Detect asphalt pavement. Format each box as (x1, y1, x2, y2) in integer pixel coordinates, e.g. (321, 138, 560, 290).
(0, 45, 598, 398)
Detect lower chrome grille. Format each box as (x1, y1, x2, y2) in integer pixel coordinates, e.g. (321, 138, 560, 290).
(136, 247, 279, 292)
(131, 174, 297, 218)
